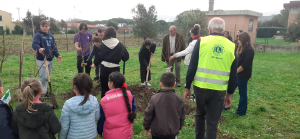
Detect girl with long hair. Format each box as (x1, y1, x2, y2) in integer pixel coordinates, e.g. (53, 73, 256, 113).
(97, 71, 136, 139)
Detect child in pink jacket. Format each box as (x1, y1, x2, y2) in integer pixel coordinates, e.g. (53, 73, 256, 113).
(97, 71, 136, 139)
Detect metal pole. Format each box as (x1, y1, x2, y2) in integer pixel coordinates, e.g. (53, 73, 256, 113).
(31, 17, 34, 37)
(66, 26, 68, 51)
(124, 30, 125, 46)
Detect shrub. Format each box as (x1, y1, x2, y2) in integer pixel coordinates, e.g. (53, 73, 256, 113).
(284, 14, 300, 42)
(12, 25, 23, 35)
(5, 26, 10, 35)
(257, 27, 286, 38)
(68, 30, 75, 34)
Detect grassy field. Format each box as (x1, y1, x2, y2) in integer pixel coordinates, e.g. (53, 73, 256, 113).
(0, 46, 300, 138)
(255, 38, 297, 46)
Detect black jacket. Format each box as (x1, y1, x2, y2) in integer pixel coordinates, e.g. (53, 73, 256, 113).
(237, 47, 255, 79)
(139, 42, 156, 68)
(94, 38, 129, 67)
(12, 103, 61, 139)
(0, 101, 17, 139)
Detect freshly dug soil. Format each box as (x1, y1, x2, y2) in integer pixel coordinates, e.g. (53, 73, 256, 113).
(59, 87, 101, 100)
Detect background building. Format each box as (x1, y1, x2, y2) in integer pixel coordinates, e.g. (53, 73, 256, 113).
(0, 10, 15, 34)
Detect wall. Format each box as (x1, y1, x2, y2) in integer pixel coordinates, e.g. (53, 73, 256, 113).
(206, 15, 258, 43)
(253, 44, 300, 52)
(0, 10, 15, 34)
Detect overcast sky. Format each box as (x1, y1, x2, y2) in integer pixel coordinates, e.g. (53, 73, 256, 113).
(0, 0, 294, 22)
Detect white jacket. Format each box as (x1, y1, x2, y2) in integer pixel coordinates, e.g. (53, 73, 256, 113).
(174, 40, 197, 65)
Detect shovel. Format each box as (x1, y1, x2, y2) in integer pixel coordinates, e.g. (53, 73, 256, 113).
(43, 54, 59, 109)
(145, 55, 152, 88)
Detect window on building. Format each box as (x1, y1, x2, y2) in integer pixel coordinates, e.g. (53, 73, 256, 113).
(0, 15, 2, 21)
(249, 19, 254, 31)
(0, 26, 3, 31)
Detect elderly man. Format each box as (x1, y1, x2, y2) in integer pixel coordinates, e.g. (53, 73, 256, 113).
(161, 25, 185, 87)
(184, 17, 237, 139)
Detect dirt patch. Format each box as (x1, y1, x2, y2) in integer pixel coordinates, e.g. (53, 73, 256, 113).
(127, 84, 156, 112)
(184, 104, 196, 115)
(59, 87, 101, 100)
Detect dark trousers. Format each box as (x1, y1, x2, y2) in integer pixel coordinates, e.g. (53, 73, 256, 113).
(235, 78, 249, 115)
(100, 65, 120, 98)
(194, 86, 226, 139)
(152, 135, 176, 139)
(77, 56, 92, 75)
(168, 58, 181, 83)
(140, 66, 151, 83)
(95, 65, 100, 78)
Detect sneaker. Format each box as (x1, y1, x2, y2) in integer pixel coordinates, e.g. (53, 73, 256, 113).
(189, 94, 196, 102)
(141, 82, 145, 86)
(95, 81, 100, 84)
(93, 77, 99, 81)
(145, 82, 151, 86)
(176, 83, 181, 87)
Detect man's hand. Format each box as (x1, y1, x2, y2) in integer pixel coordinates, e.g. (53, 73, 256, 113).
(224, 93, 233, 109)
(91, 64, 95, 68)
(93, 56, 95, 59)
(169, 55, 176, 61)
(77, 47, 82, 51)
(81, 63, 87, 67)
(147, 66, 150, 71)
(57, 56, 63, 62)
(39, 48, 44, 54)
(151, 53, 154, 56)
(184, 88, 191, 103)
(145, 129, 150, 133)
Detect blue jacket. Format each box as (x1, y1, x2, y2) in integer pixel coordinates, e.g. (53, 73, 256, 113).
(32, 30, 60, 61)
(58, 95, 100, 139)
(87, 44, 98, 62)
(0, 100, 17, 139)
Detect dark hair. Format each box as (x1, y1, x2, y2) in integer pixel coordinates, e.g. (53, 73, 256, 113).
(108, 72, 136, 123)
(40, 20, 50, 26)
(79, 23, 88, 31)
(93, 36, 101, 42)
(98, 28, 102, 33)
(224, 31, 229, 35)
(239, 30, 243, 33)
(191, 26, 199, 36)
(103, 26, 116, 40)
(237, 32, 254, 57)
(73, 73, 93, 105)
(144, 39, 151, 46)
(160, 72, 176, 87)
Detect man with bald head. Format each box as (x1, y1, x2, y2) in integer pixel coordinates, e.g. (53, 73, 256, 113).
(161, 25, 186, 87)
(184, 17, 237, 139)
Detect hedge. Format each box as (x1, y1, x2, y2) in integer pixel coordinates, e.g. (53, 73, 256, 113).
(257, 27, 286, 38)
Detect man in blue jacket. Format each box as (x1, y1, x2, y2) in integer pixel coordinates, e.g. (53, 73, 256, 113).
(32, 20, 63, 95)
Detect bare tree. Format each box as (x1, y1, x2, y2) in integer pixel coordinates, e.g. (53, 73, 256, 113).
(0, 35, 16, 73)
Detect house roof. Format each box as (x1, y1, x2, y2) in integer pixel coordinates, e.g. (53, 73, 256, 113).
(284, 1, 300, 11)
(205, 10, 263, 17)
(0, 10, 12, 14)
(67, 23, 98, 28)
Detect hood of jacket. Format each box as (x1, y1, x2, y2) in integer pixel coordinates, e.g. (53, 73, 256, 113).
(14, 103, 54, 128)
(36, 30, 52, 37)
(102, 38, 120, 49)
(66, 95, 98, 115)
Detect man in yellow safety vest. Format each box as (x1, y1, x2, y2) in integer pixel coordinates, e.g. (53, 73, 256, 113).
(184, 17, 237, 139)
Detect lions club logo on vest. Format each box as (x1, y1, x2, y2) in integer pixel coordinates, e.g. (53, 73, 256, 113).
(212, 44, 225, 56)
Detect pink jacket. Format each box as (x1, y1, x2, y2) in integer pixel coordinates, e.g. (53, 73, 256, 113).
(100, 88, 134, 139)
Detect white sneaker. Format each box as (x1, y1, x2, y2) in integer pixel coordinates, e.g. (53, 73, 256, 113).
(141, 82, 145, 86)
(145, 82, 151, 86)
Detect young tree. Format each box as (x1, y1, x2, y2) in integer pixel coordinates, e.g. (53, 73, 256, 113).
(156, 20, 168, 34)
(174, 9, 208, 38)
(23, 10, 33, 35)
(0, 36, 16, 73)
(132, 4, 157, 40)
(60, 19, 67, 28)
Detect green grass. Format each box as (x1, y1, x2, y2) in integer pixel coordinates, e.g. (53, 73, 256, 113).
(255, 38, 296, 45)
(0, 47, 300, 139)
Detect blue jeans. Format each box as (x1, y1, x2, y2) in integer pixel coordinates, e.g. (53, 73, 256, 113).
(235, 78, 249, 115)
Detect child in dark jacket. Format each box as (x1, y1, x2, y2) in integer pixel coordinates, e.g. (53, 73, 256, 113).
(143, 72, 185, 139)
(97, 71, 136, 139)
(11, 78, 61, 139)
(0, 78, 17, 139)
(139, 39, 156, 86)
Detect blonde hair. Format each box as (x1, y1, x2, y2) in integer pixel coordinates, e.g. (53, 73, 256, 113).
(21, 78, 43, 113)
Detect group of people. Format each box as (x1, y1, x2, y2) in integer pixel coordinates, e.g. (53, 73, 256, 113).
(0, 16, 255, 139)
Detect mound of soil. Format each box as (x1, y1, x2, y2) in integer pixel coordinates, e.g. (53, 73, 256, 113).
(127, 84, 156, 113)
(59, 87, 101, 100)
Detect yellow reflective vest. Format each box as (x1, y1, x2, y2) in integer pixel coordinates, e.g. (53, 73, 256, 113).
(193, 35, 235, 91)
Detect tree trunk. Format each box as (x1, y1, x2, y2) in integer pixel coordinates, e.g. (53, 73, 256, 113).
(0, 61, 3, 73)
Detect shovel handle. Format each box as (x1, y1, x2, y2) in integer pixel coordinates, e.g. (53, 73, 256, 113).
(145, 55, 152, 82)
(44, 57, 51, 82)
